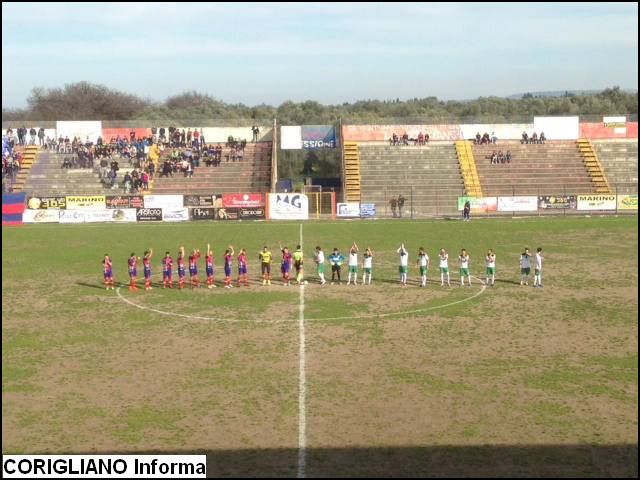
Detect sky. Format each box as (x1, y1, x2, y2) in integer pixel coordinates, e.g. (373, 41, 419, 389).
(2, 2, 638, 108)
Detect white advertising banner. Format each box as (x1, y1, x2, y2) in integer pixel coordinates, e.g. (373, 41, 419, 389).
(497, 196, 539, 212)
(337, 202, 361, 217)
(162, 207, 190, 222)
(84, 209, 115, 223)
(111, 208, 138, 222)
(22, 209, 60, 223)
(268, 193, 309, 220)
(533, 116, 579, 140)
(58, 210, 86, 223)
(56, 121, 102, 144)
(144, 195, 184, 209)
(460, 123, 534, 141)
(280, 126, 303, 150)
(577, 194, 617, 211)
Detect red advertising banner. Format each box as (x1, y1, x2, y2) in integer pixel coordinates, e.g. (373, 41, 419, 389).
(579, 122, 638, 139)
(102, 128, 152, 142)
(222, 193, 264, 208)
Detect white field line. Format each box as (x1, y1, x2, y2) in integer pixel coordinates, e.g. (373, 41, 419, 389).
(297, 223, 307, 478)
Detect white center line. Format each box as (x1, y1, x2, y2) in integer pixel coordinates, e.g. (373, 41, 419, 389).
(297, 223, 307, 478)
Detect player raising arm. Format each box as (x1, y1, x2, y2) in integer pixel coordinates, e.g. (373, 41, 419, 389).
(143, 248, 153, 291)
(206, 244, 216, 288)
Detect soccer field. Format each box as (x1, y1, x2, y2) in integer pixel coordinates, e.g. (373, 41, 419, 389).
(2, 216, 638, 477)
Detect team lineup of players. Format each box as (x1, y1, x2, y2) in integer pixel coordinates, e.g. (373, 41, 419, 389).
(101, 244, 545, 291)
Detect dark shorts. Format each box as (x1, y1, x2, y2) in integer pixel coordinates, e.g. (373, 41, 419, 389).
(238, 265, 247, 275)
(261, 263, 271, 274)
(178, 267, 186, 278)
(294, 261, 303, 271)
(224, 266, 232, 277)
(104, 271, 112, 279)
(281, 263, 290, 273)
(190, 267, 197, 276)
(163, 269, 172, 278)
(144, 268, 151, 279)
(332, 264, 341, 272)
(129, 268, 137, 277)
(206, 266, 214, 276)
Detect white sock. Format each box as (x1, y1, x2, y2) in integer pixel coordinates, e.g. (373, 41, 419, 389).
(441, 273, 444, 284)
(319, 273, 325, 283)
(447, 273, 450, 284)
(492, 274, 495, 285)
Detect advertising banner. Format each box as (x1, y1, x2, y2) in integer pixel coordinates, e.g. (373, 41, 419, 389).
(136, 208, 163, 222)
(281, 126, 303, 149)
(183, 195, 221, 207)
(190, 207, 217, 220)
(144, 195, 183, 209)
(162, 207, 190, 222)
(111, 208, 138, 222)
(337, 202, 361, 218)
(65, 195, 106, 210)
(268, 193, 309, 220)
(239, 207, 266, 219)
(577, 194, 617, 211)
(56, 121, 102, 144)
(59, 210, 86, 223)
(84, 209, 115, 223)
(538, 195, 577, 209)
(222, 193, 264, 208)
(22, 209, 60, 223)
(106, 195, 144, 209)
(27, 196, 67, 210)
(302, 125, 337, 149)
(617, 194, 638, 210)
(457, 197, 498, 212)
(497, 196, 538, 212)
(214, 208, 240, 220)
(359, 203, 377, 218)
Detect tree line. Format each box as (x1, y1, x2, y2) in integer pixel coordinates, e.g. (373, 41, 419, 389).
(2, 82, 637, 125)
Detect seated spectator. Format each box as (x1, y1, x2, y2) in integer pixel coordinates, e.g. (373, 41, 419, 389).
(531, 132, 538, 144)
(506, 151, 512, 163)
(391, 133, 398, 146)
(62, 157, 73, 169)
(490, 151, 498, 165)
(475, 132, 481, 145)
(425, 133, 430, 144)
(417, 132, 425, 146)
(539, 132, 546, 144)
(521, 132, 529, 144)
(482, 132, 490, 145)
(402, 133, 409, 145)
(497, 150, 505, 163)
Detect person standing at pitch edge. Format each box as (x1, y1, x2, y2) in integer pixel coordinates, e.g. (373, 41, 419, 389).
(533, 247, 544, 288)
(463, 200, 471, 222)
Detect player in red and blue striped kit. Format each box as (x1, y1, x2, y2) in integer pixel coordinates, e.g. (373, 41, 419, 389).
(102, 254, 114, 290)
(162, 251, 173, 288)
(237, 248, 249, 287)
(223, 245, 234, 288)
(177, 246, 186, 289)
(128, 253, 140, 291)
(143, 248, 153, 290)
(189, 248, 201, 289)
(206, 244, 216, 289)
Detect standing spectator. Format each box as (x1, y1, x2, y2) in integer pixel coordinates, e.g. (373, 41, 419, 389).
(491, 131, 497, 144)
(390, 196, 397, 217)
(38, 127, 45, 146)
(187, 128, 192, 145)
(200, 128, 205, 147)
(397, 194, 406, 218)
(251, 125, 260, 142)
(463, 200, 471, 222)
(130, 129, 136, 142)
(539, 132, 546, 144)
(475, 132, 481, 145)
(29, 127, 37, 145)
(141, 171, 149, 191)
(159, 127, 166, 143)
(521, 131, 529, 144)
(506, 150, 512, 163)
(180, 129, 186, 147)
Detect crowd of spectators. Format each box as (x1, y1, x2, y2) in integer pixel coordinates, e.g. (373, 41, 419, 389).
(389, 132, 430, 146)
(521, 131, 546, 144)
(487, 150, 513, 165)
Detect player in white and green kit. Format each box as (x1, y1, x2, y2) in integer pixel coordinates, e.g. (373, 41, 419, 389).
(485, 249, 496, 286)
(417, 247, 430, 287)
(458, 248, 471, 286)
(314, 246, 326, 285)
(397, 243, 409, 286)
(362, 247, 373, 285)
(439, 248, 450, 286)
(533, 247, 544, 288)
(520, 247, 531, 286)
(347, 243, 359, 285)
